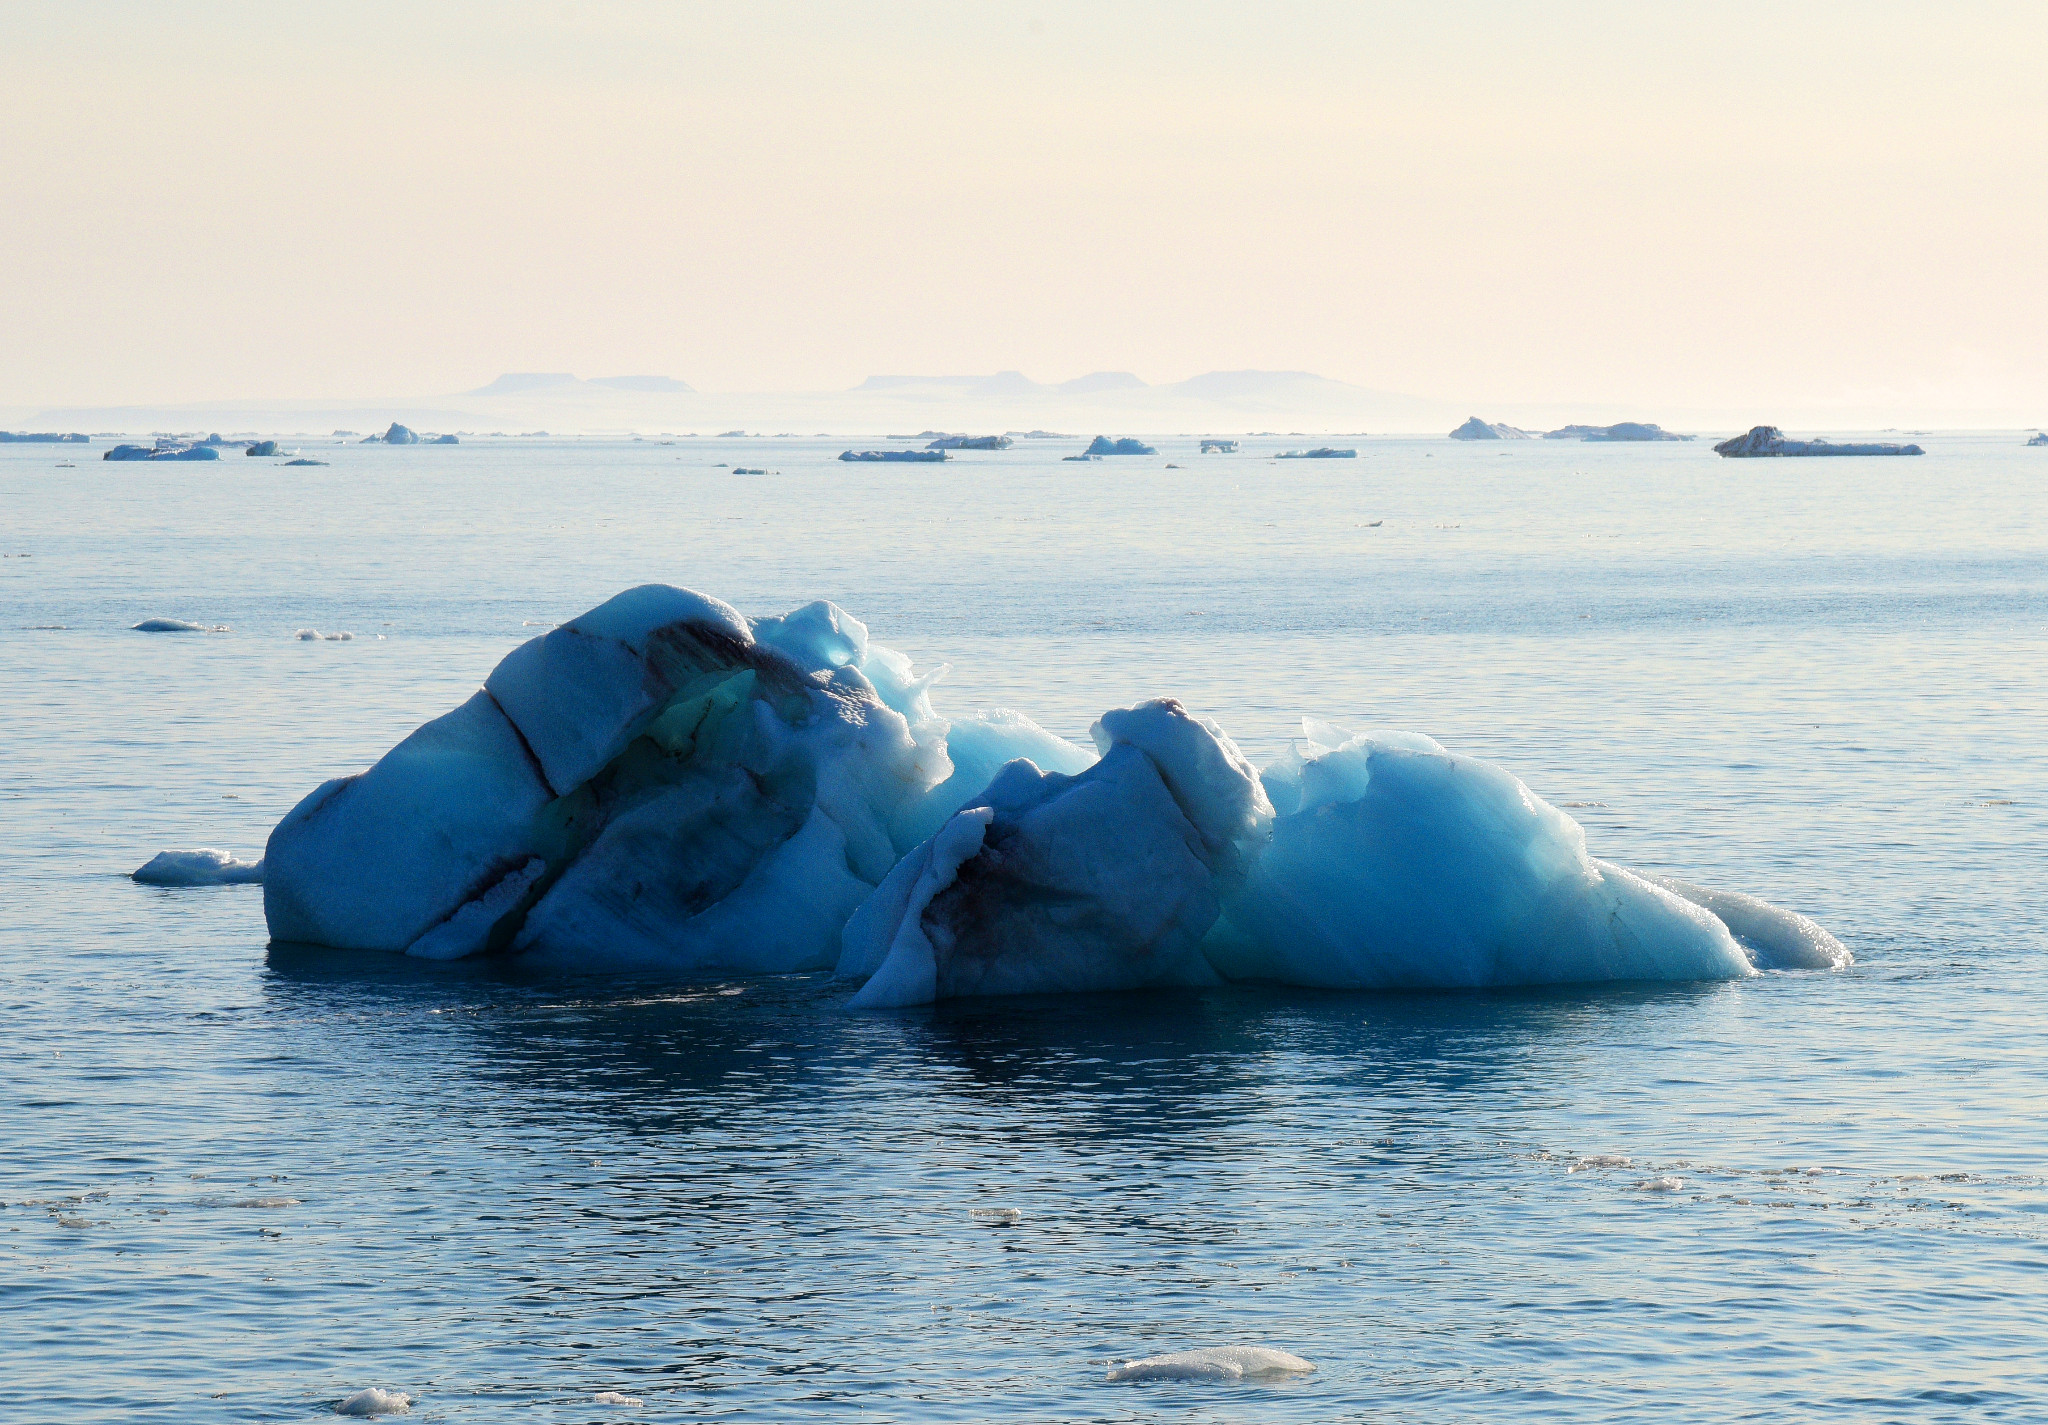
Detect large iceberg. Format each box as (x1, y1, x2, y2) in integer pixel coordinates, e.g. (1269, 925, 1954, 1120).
(1714, 426, 1922, 457)
(1449, 417, 1533, 440)
(259, 585, 1848, 1000)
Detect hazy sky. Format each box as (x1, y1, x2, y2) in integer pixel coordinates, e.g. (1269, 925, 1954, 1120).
(3, 1, 2043, 413)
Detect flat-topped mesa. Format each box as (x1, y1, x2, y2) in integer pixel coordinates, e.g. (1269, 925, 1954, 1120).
(1715, 426, 1924, 458)
(1545, 422, 1693, 442)
(1449, 417, 1533, 440)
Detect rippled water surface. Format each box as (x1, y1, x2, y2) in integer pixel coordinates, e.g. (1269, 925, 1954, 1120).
(3, 433, 2045, 1421)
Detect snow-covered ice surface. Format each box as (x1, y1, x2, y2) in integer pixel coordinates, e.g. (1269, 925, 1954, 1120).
(5, 432, 2048, 1422)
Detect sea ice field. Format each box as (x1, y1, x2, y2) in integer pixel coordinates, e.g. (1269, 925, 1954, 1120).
(3, 431, 2046, 1421)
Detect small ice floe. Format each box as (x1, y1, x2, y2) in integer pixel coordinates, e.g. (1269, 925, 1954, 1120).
(295, 629, 354, 641)
(133, 618, 227, 633)
(334, 1387, 411, 1416)
(1106, 1346, 1315, 1383)
(132, 849, 264, 886)
(970, 1206, 1023, 1226)
(1568, 1154, 1632, 1172)
(1634, 1177, 1686, 1193)
(593, 1391, 644, 1407)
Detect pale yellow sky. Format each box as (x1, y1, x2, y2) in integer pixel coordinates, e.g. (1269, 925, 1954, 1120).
(3, 1, 2043, 416)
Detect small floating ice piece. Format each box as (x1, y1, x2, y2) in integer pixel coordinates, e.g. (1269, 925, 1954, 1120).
(335, 1387, 411, 1416)
(1568, 1154, 1632, 1172)
(1635, 1176, 1686, 1192)
(132, 849, 264, 886)
(593, 1392, 644, 1407)
(133, 618, 226, 633)
(970, 1206, 1023, 1226)
(1107, 1346, 1315, 1382)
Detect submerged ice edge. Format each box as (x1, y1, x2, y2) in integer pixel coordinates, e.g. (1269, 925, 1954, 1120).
(239, 583, 1846, 1002)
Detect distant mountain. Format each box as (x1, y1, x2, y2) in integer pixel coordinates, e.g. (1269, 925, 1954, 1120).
(1169, 370, 1359, 401)
(468, 372, 694, 396)
(1057, 371, 1147, 394)
(589, 375, 693, 393)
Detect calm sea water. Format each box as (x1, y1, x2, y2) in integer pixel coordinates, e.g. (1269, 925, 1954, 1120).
(3, 432, 2045, 1422)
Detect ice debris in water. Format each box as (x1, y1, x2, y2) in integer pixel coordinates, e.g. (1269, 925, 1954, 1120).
(296, 629, 354, 641)
(1635, 1177, 1687, 1193)
(1107, 1346, 1315, 1382)
(334, 1388, 410, 1416)
(133, 618, 227, 633)
(253, 584, 1850, 999)
(1569, 1155, 1633, 1172)
(970, 1206, 1023, 1225)
(132, 849, 264, 885)
(593, 1391, 644, 1407)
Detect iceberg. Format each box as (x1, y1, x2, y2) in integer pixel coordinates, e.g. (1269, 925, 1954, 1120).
(839, 449, 947, 463)
(2027, 432, 2047, 447)
(1450, 417, 1533, 440)
(1084, 436, 1157, 455)
(1199, 439, 1238, 453)
(245, 440, 284, 456)
(103, 442, 221, 461)
(924, 435, 1012, 450)
(133, 617, 226, 632)
(381, 423, 421, 445)
(1107, 1346, 1314, 1382)
(1544, 423, 1692, 441)
(1276, 447, 1356, 458)
(133, 849, 264, 885)
(430, 434, 458, 444)
(258, 585, 1847, 1000)
(1714, 426, 1923, 457)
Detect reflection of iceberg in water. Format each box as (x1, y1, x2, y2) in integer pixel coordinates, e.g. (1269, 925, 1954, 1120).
(257, 584, 1848, 1003)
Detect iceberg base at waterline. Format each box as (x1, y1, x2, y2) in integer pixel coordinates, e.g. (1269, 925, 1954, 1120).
(246, 583, 1848, 1003)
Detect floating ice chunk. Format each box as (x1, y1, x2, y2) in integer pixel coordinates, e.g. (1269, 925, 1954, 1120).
(295, 629, 356, 641)
(1635, 1177, 1686, 1192)
(970, 1206, 1023, 1225)
(1643, 875, 1850, 970)
(1206, 727, 1755, 988)
(132, 849, 264, 885)
(334, 1388, 410, 1416)
(1569, 1155, 1633, 1172)
(133, 618, 225, 633)
(593, 1392, 643, 1407)
(1107, 1346, 1315, 1382)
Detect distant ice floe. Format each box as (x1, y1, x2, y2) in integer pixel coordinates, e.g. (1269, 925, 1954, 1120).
(1107, 1346, 1315, 1382)
(592, 1391, 644, 1407)
(334, 1387, 410, 1416)
(296, 629, 355, 641)
(132, 849, 264, 886)
(1714, 425, 1923, 457)
(133, 618, 228, 633)
(248, 584, 1849, 1003)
